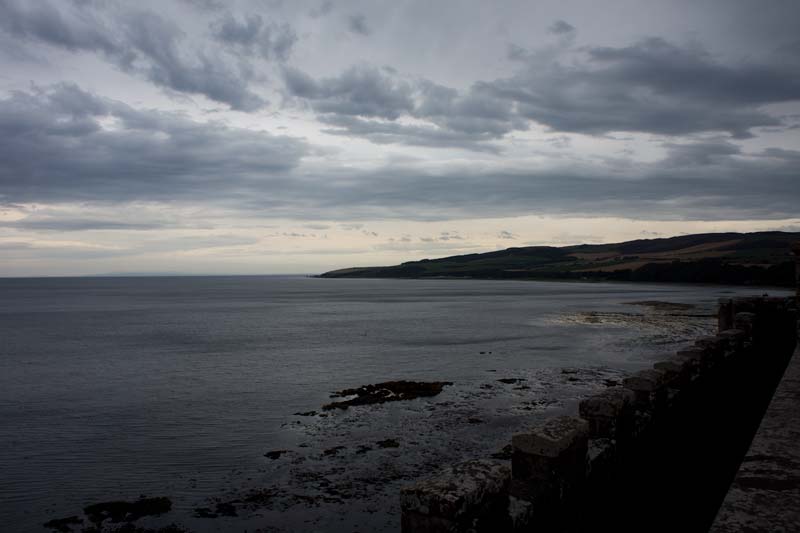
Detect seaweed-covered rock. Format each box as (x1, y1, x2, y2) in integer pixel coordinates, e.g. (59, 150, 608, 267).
(264, 450, 289, 460)
(43, 515, 83, 532)
(322, 380, 453, 410)
(83, 496, 172, 525)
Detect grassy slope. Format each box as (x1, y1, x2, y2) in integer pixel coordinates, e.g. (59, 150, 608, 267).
(320, 231, 800, 286)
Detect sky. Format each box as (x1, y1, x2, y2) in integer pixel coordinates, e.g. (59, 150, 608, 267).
(0, 0, 798, 276)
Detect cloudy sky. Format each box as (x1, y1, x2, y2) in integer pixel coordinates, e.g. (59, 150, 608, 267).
(0, 0, 798, 276)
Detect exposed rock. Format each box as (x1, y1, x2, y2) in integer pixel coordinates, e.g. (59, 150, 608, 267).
(497, 378, 525, 384)
(323, 380, 453, 410)
(214, 502, 238, 517)
(294, 410, 318, 417)
(264, 450, 290, 460)
(376, 438, 400, 448)
(102, 524, 188, 533)
(323, 446, 346, 456)
(193, 507, 216, 519)
(43, 515, 82, 532)
(241, 488, 279, 506)
(83, 497, 172, 525)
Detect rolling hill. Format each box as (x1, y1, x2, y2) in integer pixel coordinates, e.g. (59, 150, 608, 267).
(320, 231, 800, 287)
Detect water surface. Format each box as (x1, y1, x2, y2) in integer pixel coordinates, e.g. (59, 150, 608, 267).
(0, 276, 786, 532)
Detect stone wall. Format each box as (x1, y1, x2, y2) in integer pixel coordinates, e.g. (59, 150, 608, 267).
(400, 295, 798, 533)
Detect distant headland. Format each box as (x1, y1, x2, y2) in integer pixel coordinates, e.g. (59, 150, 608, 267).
(320, 231, 800, 287)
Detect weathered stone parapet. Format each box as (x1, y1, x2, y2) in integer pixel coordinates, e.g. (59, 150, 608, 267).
(694, 335, 726, 367)
(622, 368, 669, 411)
(654, 355, 696, 389)
(400, 459, 511, 533)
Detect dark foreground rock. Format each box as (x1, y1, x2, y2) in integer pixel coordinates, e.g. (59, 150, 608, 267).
(100, 524, 188, 533)
(264, 449, 290, 460)
(322, 380, 453, 410)
(43, 515, 82, 532)
(83, 497, 172, 525)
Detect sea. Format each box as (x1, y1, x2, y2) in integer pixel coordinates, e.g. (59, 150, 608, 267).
(0, 276, 790, 532)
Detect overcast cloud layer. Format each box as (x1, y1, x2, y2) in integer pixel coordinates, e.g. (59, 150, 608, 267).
(0, 0, 798, 275)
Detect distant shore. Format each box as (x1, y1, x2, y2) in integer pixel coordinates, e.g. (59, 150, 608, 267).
(320, 231, 799, 288)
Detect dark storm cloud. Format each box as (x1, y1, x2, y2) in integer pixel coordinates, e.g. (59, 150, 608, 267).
(0, 0, 124, 58)
(548, 20, 574, 35)
(284, 68, 523, 150)
(414, 80, 525, 137)
(0, 0, 268, 110)
(211, 13, 296, 61)
(347, 14, 370, 36)
(0, 84, 306, 203)
(491, 37, 800, 138)
(318, 114, 503, 153)
(283, 64, 414, 119)
(284, 32, 799, 149)
(659, 140, 741, 167)
(2, 84, 797, 222)
(123, 10, 267, 110)
(298, 153, 798, 221)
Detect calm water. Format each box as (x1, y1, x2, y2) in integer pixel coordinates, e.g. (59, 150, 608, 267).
(0, 276, 788, 532)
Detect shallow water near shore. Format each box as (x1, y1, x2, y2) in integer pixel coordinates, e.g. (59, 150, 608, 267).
(0, 276, 789, 532)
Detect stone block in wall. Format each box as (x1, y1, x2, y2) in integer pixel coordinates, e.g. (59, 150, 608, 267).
(586, 438, 616, 483)
(674, 348, 704, 378)
(654, 355, 695, 389)
(630, 409, 653, 441)
(732, 297, 758, 315)
(578, 387, 634, 439)
(675, 348, 708, 384)
(622, 368, 669, 410)
(694, 336, 726, 367)
(733, 311, 756, 337)
(400, 459, 511, 533)
(507, 495, 534, 531)
(511, 416, 589, 503)
(718, 298, 734, 332)
(717, 329, 746, 357)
